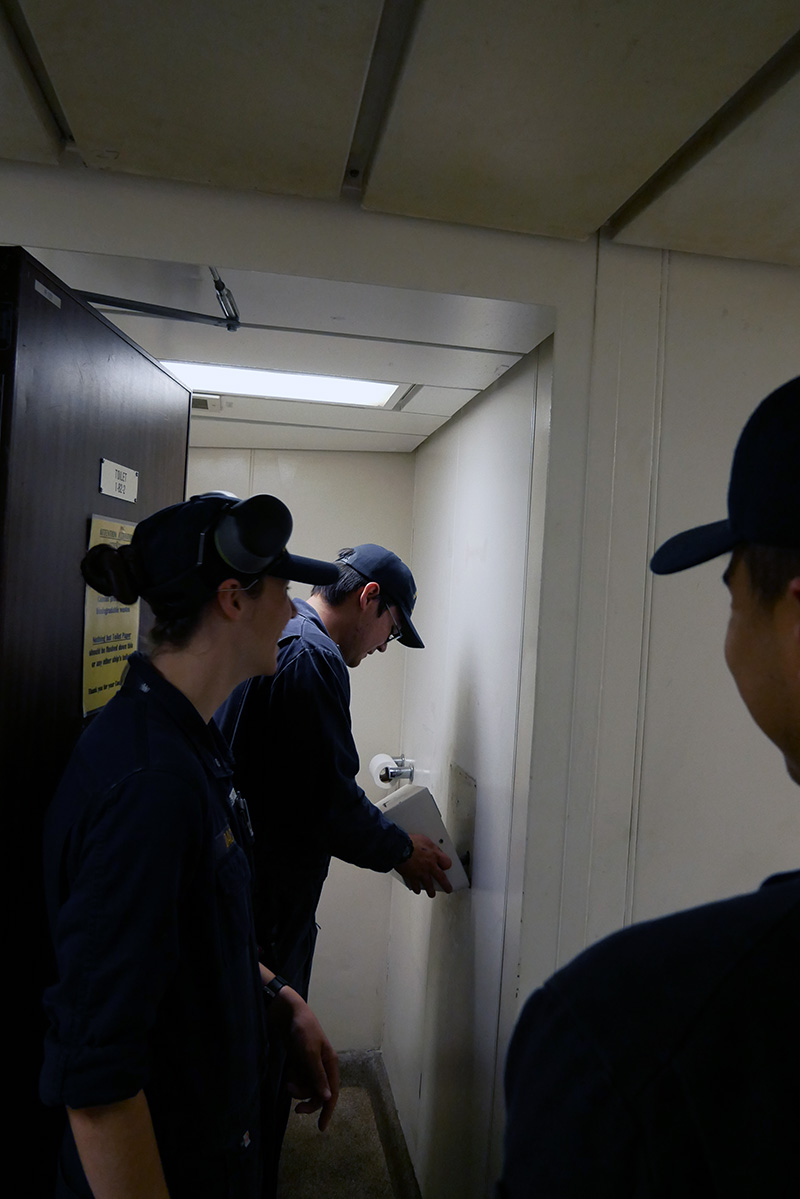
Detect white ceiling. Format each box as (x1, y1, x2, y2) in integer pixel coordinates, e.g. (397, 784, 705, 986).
(30, 245, 554, 451)
(3, 0, 799, 449)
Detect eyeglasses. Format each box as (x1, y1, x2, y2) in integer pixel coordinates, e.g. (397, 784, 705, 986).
(216, 576, 263, 595)
(386, 618, 402, 644)
(378, 596, 403, 643)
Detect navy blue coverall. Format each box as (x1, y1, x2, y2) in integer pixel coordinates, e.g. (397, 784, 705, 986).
(216, 598, 412, 1193)
(41, 653, 266, 1198)
(500, 871, 800, 1197)
(217, 598, 411, 992)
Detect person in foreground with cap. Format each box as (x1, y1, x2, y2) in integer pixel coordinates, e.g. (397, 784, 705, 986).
(499, 378, 800, 1197)
(40, 493, 340, 1199)
(217, 543, 452, 1194)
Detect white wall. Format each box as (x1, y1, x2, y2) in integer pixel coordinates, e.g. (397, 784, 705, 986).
(635, 252, 800, 915)
(186, 446, 415, 1049)
(519, 243, 800, 1005)
(381, 351, 542, 1199)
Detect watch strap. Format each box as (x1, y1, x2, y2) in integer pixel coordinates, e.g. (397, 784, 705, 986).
(262, 974, 289, 1002)
(395, 836, 414, 865)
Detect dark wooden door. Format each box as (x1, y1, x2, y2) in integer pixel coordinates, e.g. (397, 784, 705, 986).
(0, 246, 190, 1193)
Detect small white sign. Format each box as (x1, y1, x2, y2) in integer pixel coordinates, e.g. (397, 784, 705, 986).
(99, 459, 139, 503)
(34, 279, 61, 308)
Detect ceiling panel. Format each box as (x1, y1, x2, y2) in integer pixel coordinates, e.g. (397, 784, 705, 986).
(402, 384, 481, 417)
(611, 71, 800, 266)
(200, 268, 552, 351)
(190, 418, 428, 454)
(23, 245, 551, 450)
(191, 394, 442, 436)
(0, 10, 60, 164)
(30, 247, 551, 351)
(108, 314, 524, 390)
(364, 0, 799, 238)
(18, 0, 383, 195)
(3, 1, 799, 277)
(3, 1, 796, 452)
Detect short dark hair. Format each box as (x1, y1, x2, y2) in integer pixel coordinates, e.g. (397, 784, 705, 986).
(310, 550, 361, 607)
(739, 543, 800, 607)
(310, 548, 396, 611)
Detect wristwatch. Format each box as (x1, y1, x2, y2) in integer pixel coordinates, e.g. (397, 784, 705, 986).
(262, 974, 289, 1002)
(395, 837, 414, 865)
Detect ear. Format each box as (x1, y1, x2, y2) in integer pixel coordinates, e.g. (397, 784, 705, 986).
(358, 581, 381, 611)
(782, 579, 800, 668)
(215, 577, 248, 621)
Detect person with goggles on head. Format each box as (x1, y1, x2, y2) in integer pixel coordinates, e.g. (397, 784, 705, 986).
(40, 492, 340, 1199)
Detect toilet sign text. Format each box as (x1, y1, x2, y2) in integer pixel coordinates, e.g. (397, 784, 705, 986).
(99, 458, 139, 503)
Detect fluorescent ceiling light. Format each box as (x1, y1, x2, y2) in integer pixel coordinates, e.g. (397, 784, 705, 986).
(163, 361, 397, 406)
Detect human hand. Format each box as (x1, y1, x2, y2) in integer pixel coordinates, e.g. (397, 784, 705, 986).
(268, 987, 339, 1130)
(395, 834, 453, 897)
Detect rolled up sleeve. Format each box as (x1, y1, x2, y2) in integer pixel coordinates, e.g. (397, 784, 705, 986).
(41, 768, 203, 1110)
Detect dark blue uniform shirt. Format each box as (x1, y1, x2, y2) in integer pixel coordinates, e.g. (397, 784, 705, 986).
(500, 871, 800, 1197)
(217, 598, 411, 987)
(41, 653, 265, 1196)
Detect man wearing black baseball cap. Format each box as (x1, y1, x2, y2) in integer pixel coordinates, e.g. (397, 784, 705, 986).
(499, 378, 800, 1197)
(217, 542, 451, 1195)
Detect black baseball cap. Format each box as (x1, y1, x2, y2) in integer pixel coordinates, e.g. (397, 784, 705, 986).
(337, 544, 424, 648)
(132, 492, 339, 613)
(651, 376, 800, 575)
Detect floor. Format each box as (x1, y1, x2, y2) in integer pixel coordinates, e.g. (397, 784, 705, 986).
(277, 1051, 421, 1199)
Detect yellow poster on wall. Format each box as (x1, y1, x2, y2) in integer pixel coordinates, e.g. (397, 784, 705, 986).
(82, 515, 139, 715)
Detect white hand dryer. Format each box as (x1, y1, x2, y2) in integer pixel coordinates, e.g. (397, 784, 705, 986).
(376, 783, 470, 892)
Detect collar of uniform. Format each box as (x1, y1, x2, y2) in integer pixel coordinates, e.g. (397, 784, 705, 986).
(760, 869, 800, 890)
(121, 651, 234, 781)
(278, 596, 329, 645)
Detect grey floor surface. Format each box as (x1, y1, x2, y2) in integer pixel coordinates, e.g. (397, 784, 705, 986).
(277, 1052, 421, 1199)
(277, 1086, 395, 1198)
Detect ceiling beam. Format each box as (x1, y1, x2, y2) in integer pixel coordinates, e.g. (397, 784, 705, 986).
(603, 27, 800, 242)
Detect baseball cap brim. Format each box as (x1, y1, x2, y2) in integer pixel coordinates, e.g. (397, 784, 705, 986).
(266, 550, 339, 586)
(650, 518, 736, 575)
(397, 609, 424, 650)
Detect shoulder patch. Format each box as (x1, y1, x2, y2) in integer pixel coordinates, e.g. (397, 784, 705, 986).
(215, 824, 236, 854)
